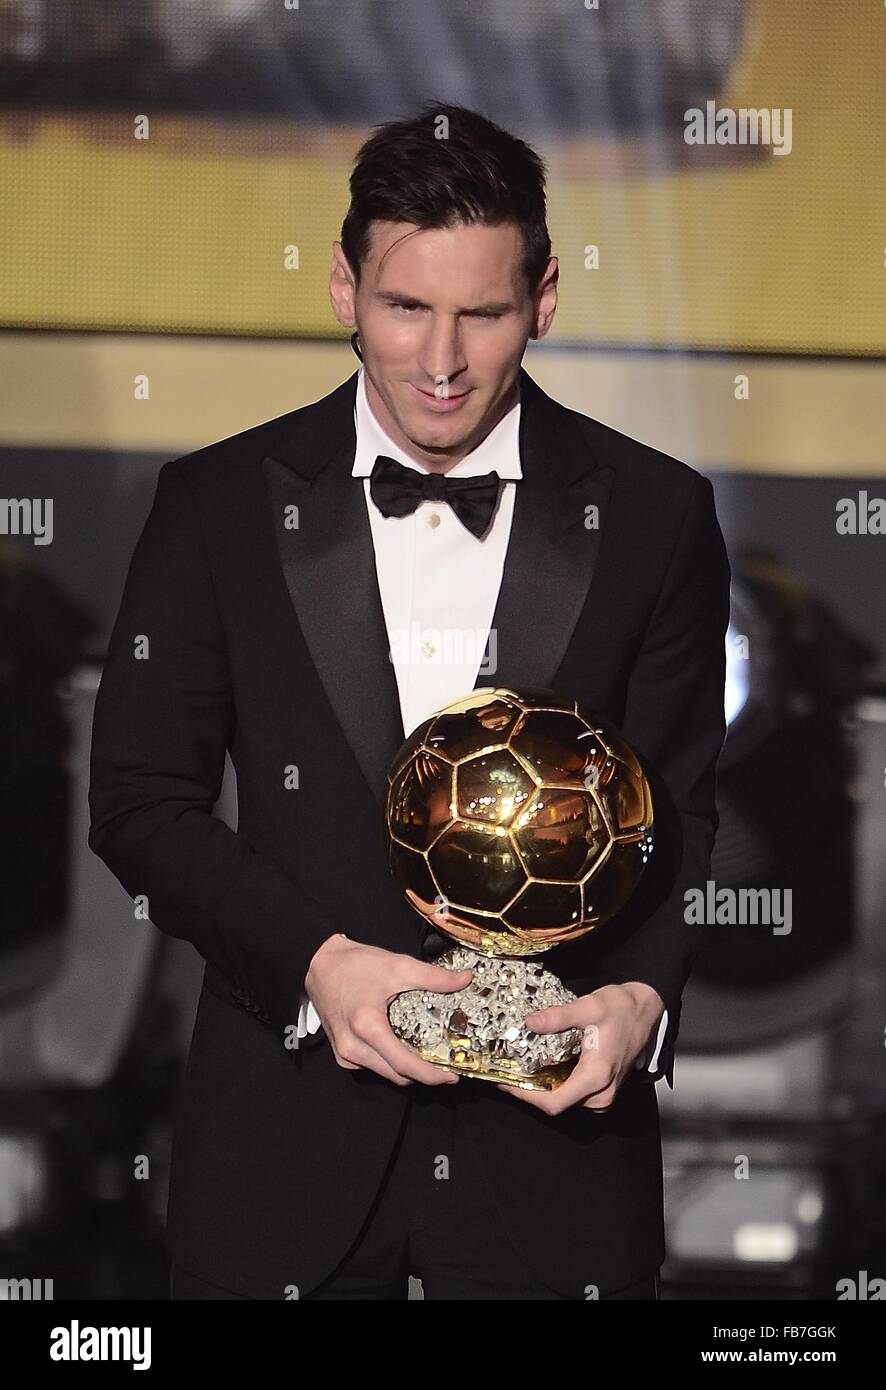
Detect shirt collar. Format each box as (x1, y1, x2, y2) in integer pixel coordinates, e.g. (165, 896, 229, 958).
(351, 366, 522, 480)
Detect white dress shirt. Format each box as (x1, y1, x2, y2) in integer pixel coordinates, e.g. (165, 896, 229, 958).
(292, 367, 668, 1075)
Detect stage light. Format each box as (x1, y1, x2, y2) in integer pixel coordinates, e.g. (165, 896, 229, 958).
(666, 1163, 829, 1271)
(0, 1133, 49, 1238)
(724, 619, 749, 727)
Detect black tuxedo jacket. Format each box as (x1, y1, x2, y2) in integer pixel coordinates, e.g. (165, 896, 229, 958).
(88, 365, 730, 1299)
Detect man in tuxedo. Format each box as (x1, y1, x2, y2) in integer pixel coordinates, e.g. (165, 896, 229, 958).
(88, 102, 730, 1300)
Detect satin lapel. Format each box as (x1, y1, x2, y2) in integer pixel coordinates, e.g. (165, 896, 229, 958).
(477, 367, 613, 693)
(262, 385, 405, 807)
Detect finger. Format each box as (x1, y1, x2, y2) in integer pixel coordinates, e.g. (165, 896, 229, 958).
(496, 1067, 590, 1113)
(584, 1092, 615, 1113)
(580, 1069, 621, 1110)
(496, 1058, 612, 1114)
(582, 1076, 619, 1111)
(329, 1040, 362, 1072)
(358, 1016, 461, 1087)
(338, 1035, 414, 1086)
(495, 1082, 560, 1114)
(568, 1052, 620, 1105)
(524, 999, 604, 1034)
(405, 962, 474, 994)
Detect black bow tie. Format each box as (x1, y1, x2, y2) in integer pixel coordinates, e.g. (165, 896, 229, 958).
(368, 454, 504, 539)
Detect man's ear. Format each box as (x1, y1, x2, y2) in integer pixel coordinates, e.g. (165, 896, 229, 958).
(329, 241, 357, 329)
(530, 256, 559, 342)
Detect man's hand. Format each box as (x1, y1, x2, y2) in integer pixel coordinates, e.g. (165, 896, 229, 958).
(495, 982, 665, 1115)
(304, 934, 473, 1088)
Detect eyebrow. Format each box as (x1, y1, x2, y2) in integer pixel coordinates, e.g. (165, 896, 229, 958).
(374, 290, 516, 314)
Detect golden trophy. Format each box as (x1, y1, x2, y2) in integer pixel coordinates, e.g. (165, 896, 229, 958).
(383, 687, 654, 1091)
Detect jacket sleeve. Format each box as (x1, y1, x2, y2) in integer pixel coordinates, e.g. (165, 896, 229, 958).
(88, 458, 344, 1038)
(593, 473, 731, 1088)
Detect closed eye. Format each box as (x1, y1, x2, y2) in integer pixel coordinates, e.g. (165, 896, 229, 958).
(386, 301, 508, 320)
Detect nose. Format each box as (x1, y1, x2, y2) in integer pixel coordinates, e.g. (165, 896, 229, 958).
(417, 315, 468, 392)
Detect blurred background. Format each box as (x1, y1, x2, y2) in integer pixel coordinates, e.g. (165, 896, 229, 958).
(1, 0, 885, 1300)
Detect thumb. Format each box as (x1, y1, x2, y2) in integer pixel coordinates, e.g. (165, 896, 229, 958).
(413, 961, 473, 993)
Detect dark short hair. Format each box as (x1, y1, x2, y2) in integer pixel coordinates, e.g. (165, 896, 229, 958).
(340, 100, 551, 294)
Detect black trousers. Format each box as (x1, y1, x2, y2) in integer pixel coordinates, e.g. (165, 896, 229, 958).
(171, 1087, 661, 1300)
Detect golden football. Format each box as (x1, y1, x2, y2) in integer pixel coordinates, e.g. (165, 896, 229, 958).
(384, 686, 654, 958)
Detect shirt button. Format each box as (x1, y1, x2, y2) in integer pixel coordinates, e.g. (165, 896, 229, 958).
(421, 641, 436, 658)
(428, 512, 442, 528)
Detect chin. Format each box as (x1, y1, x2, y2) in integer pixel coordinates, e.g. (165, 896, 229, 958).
(409, 433, 462, 455)
(403, 411, 463, 439)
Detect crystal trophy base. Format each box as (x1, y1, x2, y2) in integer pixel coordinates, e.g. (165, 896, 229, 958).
(387, 945, 583, 1091)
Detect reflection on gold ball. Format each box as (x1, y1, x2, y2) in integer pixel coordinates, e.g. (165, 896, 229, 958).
(384, 687, 654, 957)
